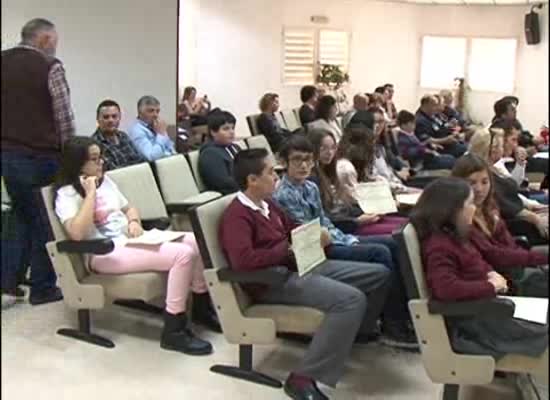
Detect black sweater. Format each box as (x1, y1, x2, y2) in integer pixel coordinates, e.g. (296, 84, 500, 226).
(198, 141, 241, 195)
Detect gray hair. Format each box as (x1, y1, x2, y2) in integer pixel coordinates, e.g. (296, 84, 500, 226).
(137, 95, 160, 110)
(21, 18, 55, 43)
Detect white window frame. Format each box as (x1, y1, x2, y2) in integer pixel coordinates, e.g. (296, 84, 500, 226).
(418, 34, 519, 94)
(282, 27, 351, 86)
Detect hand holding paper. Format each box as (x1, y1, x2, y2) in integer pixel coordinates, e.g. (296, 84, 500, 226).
(355, 181, 397, 215)
(291, 219, 326, 277)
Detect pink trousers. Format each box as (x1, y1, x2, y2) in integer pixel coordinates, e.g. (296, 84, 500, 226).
(90, 233, 208, 314)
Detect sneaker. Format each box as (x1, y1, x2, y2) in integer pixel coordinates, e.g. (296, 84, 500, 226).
(380, 320, 420, 351)
(29, 287, 63, 306)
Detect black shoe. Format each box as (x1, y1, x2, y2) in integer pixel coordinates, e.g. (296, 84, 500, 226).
(355, 329, 381, 345)
(192, 293, 222, 333)
(160, 311, 213, 356)
(29, 287, 63, 306)
(380, 320, 419, 351)
(284, 375, 329, 400)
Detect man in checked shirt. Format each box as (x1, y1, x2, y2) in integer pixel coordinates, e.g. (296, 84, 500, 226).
(1, 18, 75, 306)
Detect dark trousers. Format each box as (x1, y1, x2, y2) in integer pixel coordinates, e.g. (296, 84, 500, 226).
(326, 236, 411, 324)
(423, 153, 456, 170)
(1, 151, 59, 294)
(442, 141, 467, 158)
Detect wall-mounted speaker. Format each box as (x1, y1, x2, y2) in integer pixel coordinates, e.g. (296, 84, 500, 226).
(525, 9, 541, 45)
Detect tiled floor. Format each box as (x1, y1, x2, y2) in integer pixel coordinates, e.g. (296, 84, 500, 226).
(1, 299, 524, 400)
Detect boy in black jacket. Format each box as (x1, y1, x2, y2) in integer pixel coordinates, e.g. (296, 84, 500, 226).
(198, 111, 242, 194)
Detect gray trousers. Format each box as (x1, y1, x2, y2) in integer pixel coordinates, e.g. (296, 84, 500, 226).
(257, 260, 390, 387)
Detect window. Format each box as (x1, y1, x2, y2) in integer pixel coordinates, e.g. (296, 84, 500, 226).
(282, 28, 350, 85)
(419, 35, 517, 93)
(419, 36, 467, 89)
(468, 38, 517, 93)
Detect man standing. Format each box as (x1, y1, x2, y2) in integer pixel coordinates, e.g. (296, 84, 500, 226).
(128, 96, 175, 161)
(1, 18, 75, 305)
(92, 99, 145, 171)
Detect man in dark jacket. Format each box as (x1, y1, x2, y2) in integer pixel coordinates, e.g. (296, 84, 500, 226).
(198, 110, 242, 194)
(415, 95, 466, 158)
(1, 18, 75, 305)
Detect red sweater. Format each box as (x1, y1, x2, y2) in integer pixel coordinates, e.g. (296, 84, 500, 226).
(422, 233, 496, 302)
(469, 219, 547, 268)
(219, 198, 298, 273)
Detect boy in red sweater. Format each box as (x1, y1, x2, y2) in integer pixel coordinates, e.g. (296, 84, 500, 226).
(220, 148, 390, 400)
(410, 177, 547, 361)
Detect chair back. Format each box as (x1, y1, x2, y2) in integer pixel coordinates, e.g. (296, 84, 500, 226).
(245, 135, 277, 165)
(235, 139, 248, 150)
(246, 114, 261, 136)
(393, 223, 429, 300)
(154, 155, 200, 204)
(106, 163, 168, 221)
(282, 109, 301, 131)
(292, 108, 303, 126)
(187, 150, 206, 192)
(275, 112, 288, 130)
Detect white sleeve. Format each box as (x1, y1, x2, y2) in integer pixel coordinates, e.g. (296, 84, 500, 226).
(510, 163, 526, 185)
(104, 176, 129, 209)
(54, 187, 81, 224)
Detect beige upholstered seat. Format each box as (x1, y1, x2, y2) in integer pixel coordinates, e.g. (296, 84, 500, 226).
(395, 223, 548, 400)
(245, 135, 283, 171)
(42, 163, 169, 348)
(190, 195, 323, 388)
(246, 113, 262, 136)
(281, 109, 302, 131)
(187, 151, 206, 192)
(275, 111, 288, 130)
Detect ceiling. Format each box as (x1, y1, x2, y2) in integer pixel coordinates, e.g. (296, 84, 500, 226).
(387, 0, 547, 5)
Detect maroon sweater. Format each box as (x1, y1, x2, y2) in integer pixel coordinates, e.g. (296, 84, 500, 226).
(422, 233, 497, 302)
(469, 219, 547, 268)
(220, 198, 298, 273)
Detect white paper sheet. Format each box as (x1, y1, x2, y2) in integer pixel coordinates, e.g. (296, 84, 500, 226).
(355, 181, 398, 215)
(395, 192, 422, 206)
(291, 218, 326, 277)
(125, 229, 185, 246)
(499, 296, 548, 324)
(533, 152, 548, 159)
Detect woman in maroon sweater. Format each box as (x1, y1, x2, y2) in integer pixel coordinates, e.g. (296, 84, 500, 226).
(410, 178, 547, 360)
(452, 154, 547, 297)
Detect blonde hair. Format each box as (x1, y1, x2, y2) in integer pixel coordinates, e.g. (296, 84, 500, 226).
(468, 127, 504, 161)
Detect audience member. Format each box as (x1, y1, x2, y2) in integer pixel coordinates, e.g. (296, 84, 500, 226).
(257, 92, 292, 154)
(440, 89, 466, 129)
(415, 95, 467, 158)
(308, 95, 343, 141)
(397, 110, 455, 170)
(274, 135, 418, 349)
(493, 119, 527, 186)
(92, 100, 145, 171)
(220, 148, 390, 399)
(451, 154, 547, 297)
(468, 128, 548, 245)
(128, 96, 175, 162)
(334, 123, 409, 236)
(298, 85, 318, 126)
(2, 18, 75, 305)
(341, 93, 369, 129)
(373, 87, 392, 123)
(383, 83, 397, 121)
(410, 177, 547, 360)
(54, 136, 217, 354)
(198, 110, 241, 195)
(181, 86, 211, 126)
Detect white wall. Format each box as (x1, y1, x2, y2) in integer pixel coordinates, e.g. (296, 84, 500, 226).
(187, 0, 548, 135)
(1, 0, 178, 135)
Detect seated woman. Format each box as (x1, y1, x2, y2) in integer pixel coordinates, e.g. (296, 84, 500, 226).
(410, 177, 548, 361)
(54, 136, 218, 355)
(256, 92, 292, 154)
(452, 154, 547, 297)
(307, 95, 343, 141)
(334, 123, 408, 236)
(468, 128, 548, 245)
(181, 86, 211, 127)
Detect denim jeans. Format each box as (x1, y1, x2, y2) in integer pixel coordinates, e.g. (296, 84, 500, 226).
(326, 235, 411, 323)
(424, 153, 456, 170)
(1, 150, 59, 294)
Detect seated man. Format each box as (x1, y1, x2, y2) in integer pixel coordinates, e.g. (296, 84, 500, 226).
(397, 110, 455, 170)
(128, 95, 175, 161)
(198, 110, 242, 195)
(341, 93, 369, 129)
(273, 135, 418, 349)
(415, 95, 466, 158)
(92, 99, 146, 171)
(220, 148, 390, 400)
(298, 85, 318, 126)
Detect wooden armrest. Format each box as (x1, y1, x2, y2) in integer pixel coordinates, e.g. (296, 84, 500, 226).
(217, 266, 291, 286)
(428, 297, 515, 318)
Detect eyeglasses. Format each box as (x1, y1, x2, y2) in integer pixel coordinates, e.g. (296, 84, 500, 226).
(87, 156, 104, 165)
(288, 155, 314, 167)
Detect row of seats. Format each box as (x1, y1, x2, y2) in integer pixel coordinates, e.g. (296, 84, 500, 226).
(246, 108, 302, 136)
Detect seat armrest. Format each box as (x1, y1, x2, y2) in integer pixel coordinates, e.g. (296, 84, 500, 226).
(217, 266, 291, 286)
(514, 235, 531, 250)
(165, 192, 222, 214)
(428, 297, 515, 318)
(141, 218, 171, 231)
(57, 239, 114, 255)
